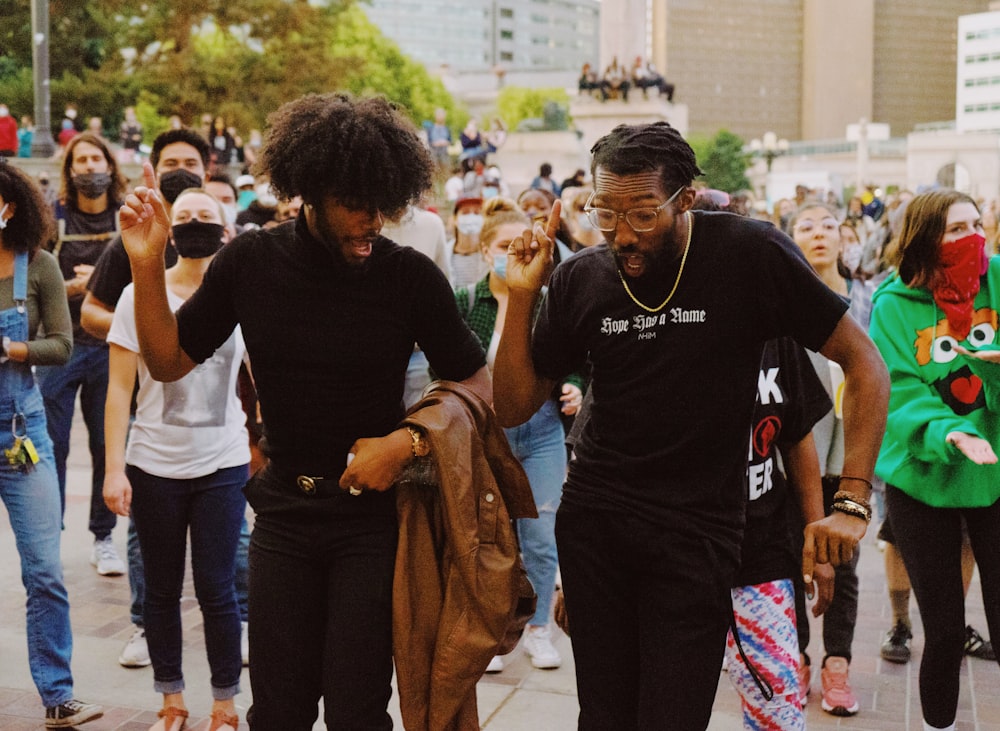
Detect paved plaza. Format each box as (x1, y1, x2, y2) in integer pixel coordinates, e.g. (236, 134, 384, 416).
(0, 407, 998, 730)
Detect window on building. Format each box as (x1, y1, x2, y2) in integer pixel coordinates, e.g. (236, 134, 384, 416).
(500, 51, 513, 61)
(501, 29, 513, 40)
(500, 7, 513, 18)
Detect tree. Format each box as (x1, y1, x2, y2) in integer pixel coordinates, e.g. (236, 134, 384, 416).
(0, 0, 460, 145)
(328, 5, 462, 131)
(495, 87, 571, 132)
(694, 129, 752, 192)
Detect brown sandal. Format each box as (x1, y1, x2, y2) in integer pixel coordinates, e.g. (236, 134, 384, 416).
(207, 708, 239, 731)
(154, 706, 188, 731)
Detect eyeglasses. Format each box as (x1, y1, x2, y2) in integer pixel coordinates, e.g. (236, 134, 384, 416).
(793, 219, 839, 235)
(583, 186, 684, 232)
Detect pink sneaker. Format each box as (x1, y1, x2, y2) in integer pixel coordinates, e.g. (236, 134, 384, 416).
(821, 656, 859, 716)
(796, 657, 811, 706)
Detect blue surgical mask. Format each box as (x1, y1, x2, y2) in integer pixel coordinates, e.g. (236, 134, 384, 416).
(482, 185, 499, 199)
(492, 253, 507, 279)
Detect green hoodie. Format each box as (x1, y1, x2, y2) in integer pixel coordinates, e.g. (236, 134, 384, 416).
(869, 258, 1000, 507)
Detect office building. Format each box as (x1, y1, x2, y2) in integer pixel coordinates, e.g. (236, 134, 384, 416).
(649, 0, 990, 140)
(362, 0, 600, 74)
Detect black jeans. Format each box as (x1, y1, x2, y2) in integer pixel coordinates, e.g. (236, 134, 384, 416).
(245, 467, 397, 730)
(887, 485, 1000, 728)
(556, 500, 734, 731)
(792, 475, 859, 663)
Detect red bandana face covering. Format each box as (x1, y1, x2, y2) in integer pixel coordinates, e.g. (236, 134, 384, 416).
(932, 232, 989, 340)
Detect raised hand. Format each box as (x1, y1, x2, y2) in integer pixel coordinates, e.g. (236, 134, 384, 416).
(119, 161, 171, 266)
(506, 199, 561, 293)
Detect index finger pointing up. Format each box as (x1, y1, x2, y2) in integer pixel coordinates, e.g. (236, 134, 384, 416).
(142, 160, 156, 190)
(546, 199, 562, 242)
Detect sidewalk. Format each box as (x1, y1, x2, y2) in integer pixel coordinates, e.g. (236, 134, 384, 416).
(0, 408, 998, 729)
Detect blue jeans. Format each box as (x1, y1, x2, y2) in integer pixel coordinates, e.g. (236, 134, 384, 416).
(37, 342, 113, 539)
(128, 463, 248, 699)
(128, 515, 251, 625)
(0, 388, 75, 707)
(504, 398, 566, 626)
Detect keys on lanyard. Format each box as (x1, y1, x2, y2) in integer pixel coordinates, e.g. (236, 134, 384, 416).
(4, 414, 39, 472)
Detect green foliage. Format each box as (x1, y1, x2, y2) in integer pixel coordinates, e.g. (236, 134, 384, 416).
(329, 5, 462, 130)
(0, 0, 461, 143)
(694, 129, 752, 192)
(496, 87, 571, 131)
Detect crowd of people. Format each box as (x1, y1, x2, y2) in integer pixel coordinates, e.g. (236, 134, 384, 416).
(0, 89, 998, 731)
(578, 56, 675, 103)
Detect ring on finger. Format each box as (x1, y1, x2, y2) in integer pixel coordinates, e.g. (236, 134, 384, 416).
(348, 485, 363, 496)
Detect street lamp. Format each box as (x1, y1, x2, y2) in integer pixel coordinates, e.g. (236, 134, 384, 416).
(30, 0, 55, 157)
(749, 131, 789, 173)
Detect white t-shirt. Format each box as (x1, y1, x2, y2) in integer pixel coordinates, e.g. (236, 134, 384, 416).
(108, 284, 250, 479)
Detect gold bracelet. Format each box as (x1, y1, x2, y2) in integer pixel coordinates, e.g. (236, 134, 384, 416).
(833, 490, 871, 512)
(832, 499, 871, 524)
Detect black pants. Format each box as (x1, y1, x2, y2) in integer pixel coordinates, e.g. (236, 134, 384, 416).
(245, 468, 397, 731)
(887, 485, 1000, 728)
(791, 475, 859, 662)
(556, 501, 734, 731)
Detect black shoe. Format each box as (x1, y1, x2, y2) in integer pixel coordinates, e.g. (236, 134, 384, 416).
(880, 621, 912, 664)
(45, 699, 103, 728)
(965, 625, 996, 661)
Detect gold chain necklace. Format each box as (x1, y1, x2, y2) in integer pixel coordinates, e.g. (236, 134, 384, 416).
(617, 211, 693, 313)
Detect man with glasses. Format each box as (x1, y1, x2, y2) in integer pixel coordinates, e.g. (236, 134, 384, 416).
(495, 121, 889, 729)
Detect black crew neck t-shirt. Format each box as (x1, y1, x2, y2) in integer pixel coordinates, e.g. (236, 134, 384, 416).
(532, 210, 848, 562)
(176, 216, 486, 478)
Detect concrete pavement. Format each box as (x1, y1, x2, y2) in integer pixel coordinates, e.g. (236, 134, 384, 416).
(0, 406, 998, 729)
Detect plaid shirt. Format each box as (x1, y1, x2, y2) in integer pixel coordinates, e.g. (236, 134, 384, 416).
(456, 275, 585, 392)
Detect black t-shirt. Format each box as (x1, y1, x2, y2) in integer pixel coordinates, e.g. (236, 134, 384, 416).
(176, 216, 486, 479)
(531, 210, 848, 561)
(88, 236, 178, 311)
(735, 337, 831, 587)
(54, 202, 119, 345)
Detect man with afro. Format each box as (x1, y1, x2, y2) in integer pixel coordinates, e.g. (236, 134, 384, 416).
(116, 93, 491, 729)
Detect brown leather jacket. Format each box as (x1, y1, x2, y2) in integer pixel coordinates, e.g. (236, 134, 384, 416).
(394, 381, 537, 731)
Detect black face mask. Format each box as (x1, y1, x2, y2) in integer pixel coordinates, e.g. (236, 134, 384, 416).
(158, 169, 204, 204)
(171, 220, 225, 259)
(74, 172, 112, 200)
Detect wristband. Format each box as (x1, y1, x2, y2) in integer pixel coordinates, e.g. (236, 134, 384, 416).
(833, 490, 871, 512)
(838, 475, 873, 494)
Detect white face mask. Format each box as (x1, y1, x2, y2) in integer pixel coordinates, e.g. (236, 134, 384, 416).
(0, 107, 8, 118)
(456, 213, 483, 236)
(221, 203, 238, 226)
(576, 212, 595, 231)
(842, 242, 862, 272)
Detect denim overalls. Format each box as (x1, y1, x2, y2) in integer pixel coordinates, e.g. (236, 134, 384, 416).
(0, 250, 75, 707)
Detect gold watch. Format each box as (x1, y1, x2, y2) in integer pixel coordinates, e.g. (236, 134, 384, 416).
(407, 426, 430, 458)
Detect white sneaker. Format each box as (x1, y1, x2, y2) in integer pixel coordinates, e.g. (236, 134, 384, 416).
(118, 626, 151, 668)
(241, 621, 249, 666)
(522, 625, 562, 669)
(485, 655, 504, 673)
(90, 536, 125, 576)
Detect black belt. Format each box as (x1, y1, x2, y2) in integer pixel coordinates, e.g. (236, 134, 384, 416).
(269, 464, 361, 498)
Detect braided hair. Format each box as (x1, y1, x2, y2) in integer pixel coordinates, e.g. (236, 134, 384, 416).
(590, 122, 702, 192)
